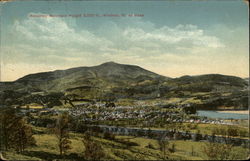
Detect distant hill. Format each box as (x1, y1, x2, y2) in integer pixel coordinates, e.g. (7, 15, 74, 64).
(167, 74, 248, 92)
(0, 62, 169, 93)
(244, 77, 249, 83)
(0, 62, 248, 110)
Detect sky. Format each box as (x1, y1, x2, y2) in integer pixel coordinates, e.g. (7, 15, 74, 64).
(0, 0, 249, 81)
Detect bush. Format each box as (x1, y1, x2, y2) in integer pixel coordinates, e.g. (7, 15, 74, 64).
(183, 106, 197, 114)
(239, 130, 248, 137)
(116, 139, 139, 147)
(169, 143, 176, 153)
(83, 139, 105, 160)
(212, 127, 229, 136)
(146, 143, 156, 149)
(103, 132, 115, 140)
(227, 126, 238, 137)
(202, 142, 233, 160)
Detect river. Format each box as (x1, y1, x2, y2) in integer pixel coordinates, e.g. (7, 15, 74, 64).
(197, 110, 249, 120)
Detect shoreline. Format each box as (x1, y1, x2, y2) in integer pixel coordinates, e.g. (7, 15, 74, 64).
(216, 110, 249, 114)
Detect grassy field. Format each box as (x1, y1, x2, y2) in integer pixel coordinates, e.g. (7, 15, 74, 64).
(224, 119, 249, 128)
(149, 122, 249, 137)
(188, 123, 249, 136)
(2, 126, 249, 160)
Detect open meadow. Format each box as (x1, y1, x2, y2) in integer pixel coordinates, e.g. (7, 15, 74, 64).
(3, 126, 249, 160)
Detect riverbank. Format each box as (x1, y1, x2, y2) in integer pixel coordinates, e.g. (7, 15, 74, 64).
(217, 110, 249, 114)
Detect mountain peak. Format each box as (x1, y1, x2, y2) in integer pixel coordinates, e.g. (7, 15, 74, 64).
(100, 61, 119, 66)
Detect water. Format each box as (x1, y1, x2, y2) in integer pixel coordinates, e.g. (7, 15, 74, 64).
(197, 110, 249, 120)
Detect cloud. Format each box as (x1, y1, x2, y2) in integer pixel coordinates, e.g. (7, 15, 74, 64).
(123, 24, 224, 48)
(13, 13, 113, 50)
(11, 14, 224, 54)
(2, 13, 234, 81)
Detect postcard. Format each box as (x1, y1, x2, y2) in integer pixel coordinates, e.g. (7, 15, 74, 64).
(0, 0, 249, 160)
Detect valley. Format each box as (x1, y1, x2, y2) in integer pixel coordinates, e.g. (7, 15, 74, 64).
(0, 62, 249, 160)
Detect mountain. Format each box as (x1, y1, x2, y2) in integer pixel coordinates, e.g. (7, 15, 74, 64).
(244, 77, 249, 83)
(0, 62, 169, 93)
(168, 74, 248, 92)
(0, 62, 248, 110)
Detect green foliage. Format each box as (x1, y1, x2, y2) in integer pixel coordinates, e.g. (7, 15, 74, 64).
(158, 138, 169, 160)
(2, 129, 249, 160)
(169, 143, 176, 153)
(145, 143, 156, 149)
(54, 112, 71, 157)
(202, 142, 233, 160)
(12, 119, 36, 153)
(82, 132, 105, 160)
(238, 129, 248, 137)
(186, 123, 198, 130)
(227, 126, 239, 137)
(0, 108, 36, 152)
(0, 90, 25, 106)
(34, 115, 56, 127)
(191, 145, 195, 156)
(211, 125, 248, 138)
(103, 132, 115, 140)
(183, 105, 197, 114)
(1, 62, 248, 111)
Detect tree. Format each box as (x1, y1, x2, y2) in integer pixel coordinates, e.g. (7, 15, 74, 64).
(1, 90, 23, 106)
(0, 108, 17, 150)
(191, 145, 195, 156)
(158, 138, 169, 160)
(54, 112, 71, 157)
(44, 92, 64, 108)
(227, 126, 238, 137)
(12, 119, 36, 153)
(202, 142, 233, 160)
(83, 132, 105, 160)
(146, 143, 156, 149)
(0, 108, 35, 152)
(103, 132, 115, 140)
(183, 105, 196, 114)
(169, 143, 176, 153)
